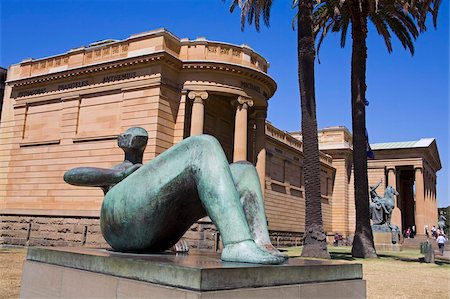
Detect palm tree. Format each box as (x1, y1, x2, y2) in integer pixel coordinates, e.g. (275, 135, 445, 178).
(313, 0, 441, 258)
(226, 0, 330, 258)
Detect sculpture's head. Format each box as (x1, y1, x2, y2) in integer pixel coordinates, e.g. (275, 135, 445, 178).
(118, 127, 148, 154)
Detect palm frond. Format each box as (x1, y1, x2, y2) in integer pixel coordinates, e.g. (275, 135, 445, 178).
(383, 12, 416, 55)
(369, 14, 393, 53)
(227, 0, 273, 31)
(339, 15, 350, 48)
(311, 0, 440, 56)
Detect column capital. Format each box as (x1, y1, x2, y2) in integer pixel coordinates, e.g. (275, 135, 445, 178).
(189, 91, 208, 136)
(414, 166, 423, 172)
(232, 96, 253, 109)
(387, 167, 396, 173)
(188, 91, 208, 102)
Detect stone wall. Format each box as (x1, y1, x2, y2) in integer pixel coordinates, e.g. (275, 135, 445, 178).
(0, 215, 305, 250)
(182, 221, 222, 252)
(0, 215, 107, 248)
(0, 215, 222, 251)
(269, 230, 304, 248)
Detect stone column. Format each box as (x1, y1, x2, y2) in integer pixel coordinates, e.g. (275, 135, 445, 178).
(430, 175, 435, 227)
(188, 91, 208, 136)
(433, 176, 438, 226)
(414, 167, 425, 234)
(254, 109, 267, 196)
(232, 96, 253, 162)
(425, 173, 430, 228)
(388, 167, 402, 232)
(425, 172, 431, 229)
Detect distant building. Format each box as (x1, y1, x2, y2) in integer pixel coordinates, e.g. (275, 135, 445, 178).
(293, 127, 441, 236)
(0, 29, 441, 249)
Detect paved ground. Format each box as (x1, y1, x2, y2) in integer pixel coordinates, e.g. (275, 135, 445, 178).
(437, 249, 450, 260)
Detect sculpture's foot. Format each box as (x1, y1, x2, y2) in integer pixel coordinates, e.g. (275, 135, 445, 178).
(221, 240, 285, 265)
(257, 243, 289, 259)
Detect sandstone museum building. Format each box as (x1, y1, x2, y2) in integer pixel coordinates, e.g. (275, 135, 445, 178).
(0, 29, 441, 249)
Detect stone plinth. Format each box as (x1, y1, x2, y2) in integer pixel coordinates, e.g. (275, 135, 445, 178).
(373, 231, 402, 252)
(21, 247, 366, 298)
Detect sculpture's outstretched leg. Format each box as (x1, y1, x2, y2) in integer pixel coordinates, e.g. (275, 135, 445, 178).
(386, 210, 392, 226)
(101, 135, 283, 264)
(184, 136, 283, 264)
(229, 161, 288, 259)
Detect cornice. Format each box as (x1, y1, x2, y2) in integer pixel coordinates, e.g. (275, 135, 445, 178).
(181, 60, 276, 97)
(7, 52, 277, 99)
(7, 51, 180, 87)
(265, 126, 334, 168)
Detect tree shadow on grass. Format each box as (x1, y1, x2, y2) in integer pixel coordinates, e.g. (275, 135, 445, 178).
(377, 253, 419, 263)
(377, 253, 450, 266)
(329, 250, 450, 266)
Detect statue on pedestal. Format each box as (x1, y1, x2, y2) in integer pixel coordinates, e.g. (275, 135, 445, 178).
(64, 127, 287, 265)
(438, 211, 447, 234)
(369, 182, 398, 226)
(369, 182, 400, 244)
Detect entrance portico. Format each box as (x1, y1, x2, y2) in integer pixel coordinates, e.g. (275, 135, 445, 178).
(185, 89, 267, 184)
(370, 139, 441, 235)
(315, 127, 442, 239)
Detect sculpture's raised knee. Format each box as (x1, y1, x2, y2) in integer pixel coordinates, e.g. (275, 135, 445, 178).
(187, 134, 223, 154)
(230, 161, 259, 180)
(232, 161, 253, 166)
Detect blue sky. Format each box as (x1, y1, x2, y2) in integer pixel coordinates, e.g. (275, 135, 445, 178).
(1, 0, 448, 207)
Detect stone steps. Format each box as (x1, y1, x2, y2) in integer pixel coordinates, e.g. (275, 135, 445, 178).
(401, 235, 449, 250)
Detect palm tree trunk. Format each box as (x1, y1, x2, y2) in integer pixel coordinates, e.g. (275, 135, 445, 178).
(298, 0, 329, 259)
(349, 1, 377, 258)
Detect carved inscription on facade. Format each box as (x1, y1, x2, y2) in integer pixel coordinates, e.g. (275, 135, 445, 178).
(58, 80, 88, 90)
(18, 88, 47, 97)
(102, 72, 137, 83)
(240, 81, 261, 94)
(15, 71, 141, 98)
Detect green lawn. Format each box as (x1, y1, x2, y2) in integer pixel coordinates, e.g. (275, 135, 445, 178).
(286, 246, 450, 299)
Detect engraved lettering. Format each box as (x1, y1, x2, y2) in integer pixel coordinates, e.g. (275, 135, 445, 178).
(58, 80, 89, 91)
(102, 72, 137, 83)
(18, 88, 47, 97)
(240, 81, 261, 94)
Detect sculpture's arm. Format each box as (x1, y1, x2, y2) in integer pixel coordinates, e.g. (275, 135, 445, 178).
(64, 164, 141, 187)
(373, 180, 382, 190)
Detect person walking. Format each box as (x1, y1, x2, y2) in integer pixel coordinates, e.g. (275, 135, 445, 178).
(406, 227, 411, 238)
(436, 233, 446, 255)
(432, 226, 437, 239)
(334, 232, 339, 247)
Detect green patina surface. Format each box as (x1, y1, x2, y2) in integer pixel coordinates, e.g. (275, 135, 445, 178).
(64, 128, 287, 264)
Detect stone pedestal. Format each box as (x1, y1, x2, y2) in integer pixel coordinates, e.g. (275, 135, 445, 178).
(21, 247, 366, 299)
(373, 231, 402, 252)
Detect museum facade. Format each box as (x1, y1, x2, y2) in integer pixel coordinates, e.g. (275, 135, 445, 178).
(0, 29, 441, 249)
